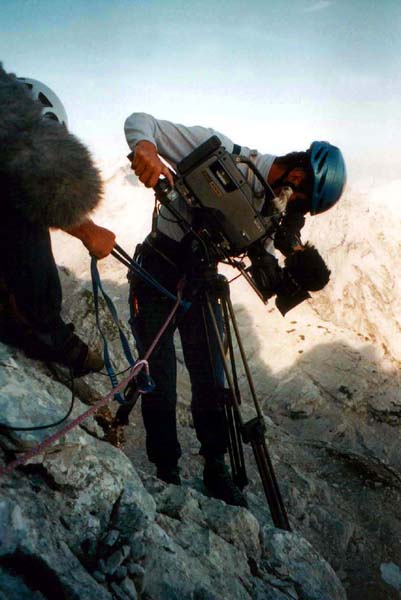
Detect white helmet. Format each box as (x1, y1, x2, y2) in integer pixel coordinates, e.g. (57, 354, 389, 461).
(18, 77, 68, 128)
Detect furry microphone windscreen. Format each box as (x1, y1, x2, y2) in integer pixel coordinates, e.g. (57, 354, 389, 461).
(0, 64, 103, 229)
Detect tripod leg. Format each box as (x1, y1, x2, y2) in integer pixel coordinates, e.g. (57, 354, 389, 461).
(194, 273, 291, 528)
(242, 417, 291, 530)
(224, 403, 248, 489)
(203, 292, 248, 489)
(220, 286, 291, 530)
(220, 297, 248, 489)
(252, 439, 290, 530)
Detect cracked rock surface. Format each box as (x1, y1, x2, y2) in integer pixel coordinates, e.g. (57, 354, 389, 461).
(1, 175, 400, 599)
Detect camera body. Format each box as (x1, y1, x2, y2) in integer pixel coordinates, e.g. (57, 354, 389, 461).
(156, 135, 279, 255)
(153, 137, 321, 315)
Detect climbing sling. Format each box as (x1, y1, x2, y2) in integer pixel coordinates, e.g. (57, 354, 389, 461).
(91, 243, 189, 407)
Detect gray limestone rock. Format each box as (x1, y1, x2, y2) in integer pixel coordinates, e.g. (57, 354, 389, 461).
(103, 528, 120, 547)
(0, 495, 112, 600)
(120, 576, 139, 599)
(126, 562, 145, 592)
(261, 527, 347, 600)
(0, 567, 46, 600)
(0, 264, 354, 600)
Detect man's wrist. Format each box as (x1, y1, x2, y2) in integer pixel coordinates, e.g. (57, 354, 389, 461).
(63, 219, 95, 245)
(135, 139, 157, 151)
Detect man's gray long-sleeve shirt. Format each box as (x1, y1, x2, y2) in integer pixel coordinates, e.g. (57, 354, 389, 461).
(124, 112, 276, 243)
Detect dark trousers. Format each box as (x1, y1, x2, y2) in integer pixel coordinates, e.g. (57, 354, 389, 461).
(0, 208, 71, 348)
(129, 239, 229, 468)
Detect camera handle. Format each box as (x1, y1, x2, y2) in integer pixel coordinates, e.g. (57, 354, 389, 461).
(233, 155, 276, 212)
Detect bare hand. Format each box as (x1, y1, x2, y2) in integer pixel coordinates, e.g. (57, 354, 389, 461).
(83, 223, 116, 259)
(131, 140, 174, 188)
(64, 219, 116, 259)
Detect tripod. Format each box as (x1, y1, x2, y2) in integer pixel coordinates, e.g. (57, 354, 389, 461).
(113, 171, 290, 528)
(195, 263, 291, 531)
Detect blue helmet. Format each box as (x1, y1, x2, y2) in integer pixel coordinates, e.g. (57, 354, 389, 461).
(309, 141, 346, 215)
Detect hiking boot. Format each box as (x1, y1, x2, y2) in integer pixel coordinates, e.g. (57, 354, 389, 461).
(203, 457, 248, 508)
(0, 290, 103, 377)
(156, 465, 181, 485)
(0, 320, 103, 377)
(54, 333, 104, 378)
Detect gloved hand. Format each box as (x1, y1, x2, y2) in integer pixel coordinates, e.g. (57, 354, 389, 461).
(274, 211, 305, 256)
(284, 243, 330, 291)
(274, 226, 304, 257)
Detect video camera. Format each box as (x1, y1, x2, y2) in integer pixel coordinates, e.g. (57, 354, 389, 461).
(151, 136, 324, 314)
(154, 135, 285, 256)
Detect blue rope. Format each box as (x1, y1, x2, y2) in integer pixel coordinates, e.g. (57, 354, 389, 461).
(112, 243, 191, 311)
(91, 258, 154, 404)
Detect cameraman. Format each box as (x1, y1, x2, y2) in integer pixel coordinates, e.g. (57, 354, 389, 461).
(124, 112, 346, 506)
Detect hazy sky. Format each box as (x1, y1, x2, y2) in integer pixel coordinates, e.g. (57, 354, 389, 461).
(1, 0, 400, 187)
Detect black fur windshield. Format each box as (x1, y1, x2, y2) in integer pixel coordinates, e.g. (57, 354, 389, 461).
(0, 64, 102, 228)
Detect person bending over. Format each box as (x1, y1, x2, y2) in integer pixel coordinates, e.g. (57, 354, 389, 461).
(124, 112, 346, 506)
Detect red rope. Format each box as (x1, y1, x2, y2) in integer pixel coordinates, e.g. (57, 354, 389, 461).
(0, 278, 186, 479)
(0, 364, 139, 479)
